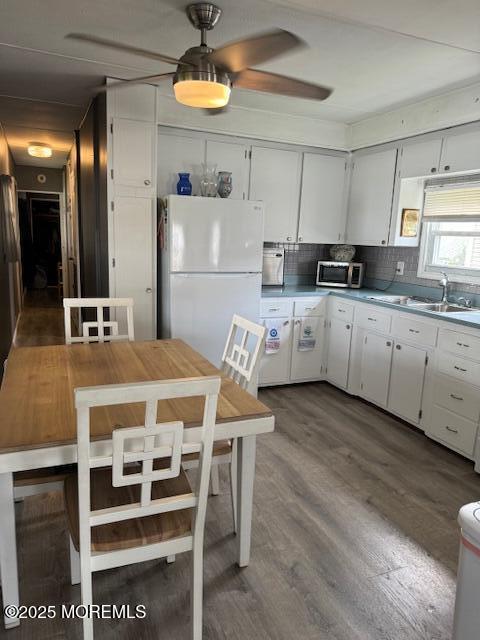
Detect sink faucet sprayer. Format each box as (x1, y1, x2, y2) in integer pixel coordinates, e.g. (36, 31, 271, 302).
(439, 271, 449, 303)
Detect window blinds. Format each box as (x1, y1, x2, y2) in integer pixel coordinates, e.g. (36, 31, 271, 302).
(423, 175, 480, 220)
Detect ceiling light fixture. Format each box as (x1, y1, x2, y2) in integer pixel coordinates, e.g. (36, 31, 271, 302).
(27, 142, 52, 158)
(173, 72, 231, 109)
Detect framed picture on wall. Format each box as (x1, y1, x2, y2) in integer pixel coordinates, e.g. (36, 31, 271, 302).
(400, 208, 420, 238)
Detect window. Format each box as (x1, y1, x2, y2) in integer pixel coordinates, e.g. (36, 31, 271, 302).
(418, 180, 480, 284)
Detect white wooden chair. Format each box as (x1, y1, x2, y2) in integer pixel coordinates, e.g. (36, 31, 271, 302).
(64, 375, 220, 640)
(13, 298, 136, 501)
(63, 297, 135, 344)
(183, 315, 266, 532)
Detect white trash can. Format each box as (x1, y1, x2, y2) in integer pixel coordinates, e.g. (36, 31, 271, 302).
(453, 501, 480, 640)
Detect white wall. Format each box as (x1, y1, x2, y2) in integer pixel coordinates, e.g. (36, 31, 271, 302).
(156, 92, 349, 151)
(349, 81, 480, 150)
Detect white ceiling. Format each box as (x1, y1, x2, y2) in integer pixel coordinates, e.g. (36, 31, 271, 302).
(1, 0, 480, 165)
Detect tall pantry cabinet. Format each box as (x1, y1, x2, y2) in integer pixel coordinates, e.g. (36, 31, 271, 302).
(107, 83, 157, 340)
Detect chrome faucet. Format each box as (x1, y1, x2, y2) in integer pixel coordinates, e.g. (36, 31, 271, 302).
(457, 296, 472, 308)
(439, 271, 449, 303)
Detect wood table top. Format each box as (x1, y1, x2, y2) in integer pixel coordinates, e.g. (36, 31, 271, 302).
(0, 339, 273, 453)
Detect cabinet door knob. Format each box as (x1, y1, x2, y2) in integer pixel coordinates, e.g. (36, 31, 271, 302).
(431, 167, 437, 173)
(298, 236, 303, 242)
(444, 165, 450, 171)
(396, 344, 402, 350)
(286, 236, 292, 241)
(381, 240, 386, 245)
(386, 341, 392, 347)
(144, 179, 151, 186)
(146, 287, 152, 293)
(346, 324, 351, 330)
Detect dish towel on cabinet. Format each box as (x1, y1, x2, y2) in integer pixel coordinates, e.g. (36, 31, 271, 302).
(264, 319, 283, 354)
(298, 317, 318, 351)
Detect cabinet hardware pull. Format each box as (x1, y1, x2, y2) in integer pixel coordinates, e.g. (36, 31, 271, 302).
(445, 426, 458, 434)
(454, 365, 467, 372)
(338, 308, 346, 313)
(304, 307, 313, 311)
(367, 317, 376, 322)
(145, 287, 152, 293)
(456, 342, 469, 348)
(295, 320, 301, 325)
(268, 308, 280, 312)
(144, 179, 151, 185)
(450, 394, 463, 401)
(346, 324, 351, 330)
(386, 341, 392, 347)
(408, 328, 420, 334)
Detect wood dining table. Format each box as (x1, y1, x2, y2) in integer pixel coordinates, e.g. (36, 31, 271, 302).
(0, 338, 274, 629)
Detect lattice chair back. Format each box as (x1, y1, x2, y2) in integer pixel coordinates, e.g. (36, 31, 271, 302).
(63, 297, 135, 344)
(221, 314, 266, 395)
(75, 375, 220, 558)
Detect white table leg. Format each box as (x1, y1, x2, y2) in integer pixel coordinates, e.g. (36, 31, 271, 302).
(236, 435, 256, 568)
(0, 472, 20, 628)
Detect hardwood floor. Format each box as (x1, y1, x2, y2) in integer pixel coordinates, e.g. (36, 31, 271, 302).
(13, 290, 64, 348)
(4, 376, 479, 639)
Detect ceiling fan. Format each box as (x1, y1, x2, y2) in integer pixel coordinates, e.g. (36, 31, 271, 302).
(67, 2, 332, 112)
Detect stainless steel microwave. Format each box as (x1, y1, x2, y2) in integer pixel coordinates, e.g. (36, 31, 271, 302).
(316, 261, 365, 288)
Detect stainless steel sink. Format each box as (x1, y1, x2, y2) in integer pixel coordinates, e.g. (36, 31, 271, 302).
(367, 295, 411, 304)
(408, 302, 474, 313)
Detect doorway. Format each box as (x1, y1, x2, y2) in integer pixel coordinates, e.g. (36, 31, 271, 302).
(18, 192, 65, 308)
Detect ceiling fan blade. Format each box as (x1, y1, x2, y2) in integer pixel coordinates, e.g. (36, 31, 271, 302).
(66, 33, 183, 66)
(206, 29, 304, 73)
(234, 69, 332, 101)
(96, 73, 174, 93)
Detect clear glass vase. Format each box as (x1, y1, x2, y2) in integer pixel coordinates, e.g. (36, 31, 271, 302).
(200, 163, 218, 197)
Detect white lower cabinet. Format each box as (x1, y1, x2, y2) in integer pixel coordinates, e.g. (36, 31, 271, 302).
(360, 332, 392, 407)
(326, 317, 352, 389)
(290, 316, 325, 382)
(388, 341, 428, 424)
(259, 297, 326, 386)
(259, 317, 292, 386)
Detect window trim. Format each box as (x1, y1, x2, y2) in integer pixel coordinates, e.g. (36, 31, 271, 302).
(417, 220, 480, 285)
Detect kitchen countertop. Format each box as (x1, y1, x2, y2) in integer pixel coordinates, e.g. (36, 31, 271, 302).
(261, 285, 480, 329)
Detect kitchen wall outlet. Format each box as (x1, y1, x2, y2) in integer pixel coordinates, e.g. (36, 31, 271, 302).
(396, 261, 405, 275)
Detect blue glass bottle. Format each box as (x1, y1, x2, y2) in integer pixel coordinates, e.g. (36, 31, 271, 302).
(176, 172, 192, 196)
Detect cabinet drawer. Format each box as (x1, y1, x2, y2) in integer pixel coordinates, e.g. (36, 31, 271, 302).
(433, 374, 480, 422)
(428, 405, 478, 456)
(392, 315, 437, 346)
(330, 299, 354, 322)
(260, 299, 293, 318)
(438, 329, 480, 362)
(356, 305, 391, 333)
(294, 298, 326, 317)
(437, 351, 480, 384)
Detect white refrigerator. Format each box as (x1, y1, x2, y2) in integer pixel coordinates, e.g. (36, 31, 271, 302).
(160, 195, 264, 366)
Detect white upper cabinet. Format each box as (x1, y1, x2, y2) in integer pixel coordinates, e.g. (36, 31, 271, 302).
(249, 146, 301, 243)
(440, 129, 480, 174)
(157, 132, 205, 196)
(205, 140, 249, 200)
(399, 139, 442, 178)
(346, 148, 398, 246)
(298, 153, 347, 244)
(112, 118, 156, 193)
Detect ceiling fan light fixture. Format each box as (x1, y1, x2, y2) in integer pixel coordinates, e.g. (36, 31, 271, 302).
(173, 65, 231, 108)
(27, 142, 52, 158)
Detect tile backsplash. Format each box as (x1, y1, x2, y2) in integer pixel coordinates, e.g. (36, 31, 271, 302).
(264, 241, 480, 302)
(356, 245, 480, 297)
(265, 242, 331, 279)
